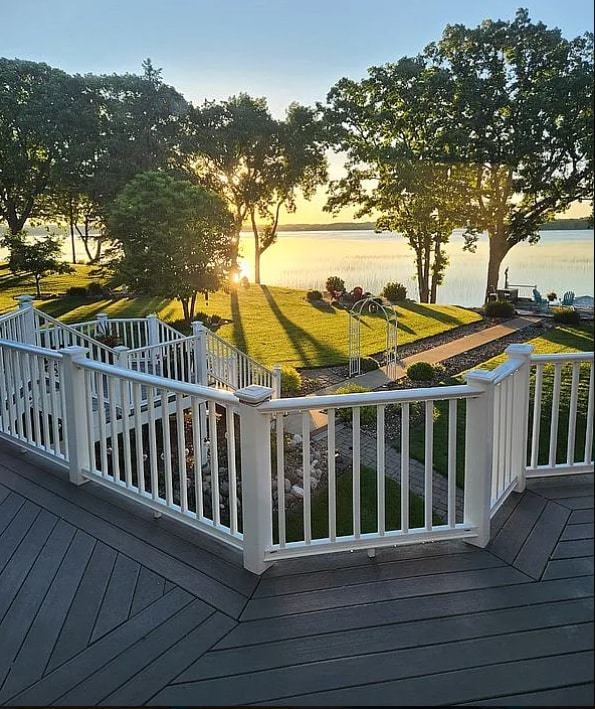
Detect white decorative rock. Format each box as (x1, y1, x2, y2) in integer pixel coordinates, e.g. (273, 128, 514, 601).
(291, 484, 304, 498)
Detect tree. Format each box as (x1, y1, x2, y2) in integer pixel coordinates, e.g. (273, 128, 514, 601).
(181, 94, 327, 283)
(0, 58, 100, 236)
(425, 8, 594, 299)
(1, 232, 74, 297)
(323, 58, 474, 302)
(34, 59, 189, 264)
(106, 172, 235, 323)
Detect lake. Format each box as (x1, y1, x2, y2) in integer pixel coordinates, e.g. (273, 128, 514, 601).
(1, 228, 593, 308)
(236, 229, 594, 307)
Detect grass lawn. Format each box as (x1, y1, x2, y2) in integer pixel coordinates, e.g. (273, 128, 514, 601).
(1, 263, 482, 369)
(405, 324, 594, 486)
(281, 465, 440, 542)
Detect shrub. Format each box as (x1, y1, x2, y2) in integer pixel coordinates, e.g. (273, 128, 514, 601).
(325, 275, 345, 296)
(484, 299, 515, 318)
(407, 361, 437, 382)
(334, 383, 376, 425)
(280, 365, 302, 396)
(546, 291, 557, 302)
(382, 281, 407, 302)
(359, 356, 380, 373)
(86, 281, 109, 298)
(306, 289, 323, 302)
(65, 285, 88, 298)
(552, 306, 581, 325)
(432, 363, 446, 382)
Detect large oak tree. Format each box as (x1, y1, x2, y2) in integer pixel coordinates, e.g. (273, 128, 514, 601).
(427, 8, 594, 298)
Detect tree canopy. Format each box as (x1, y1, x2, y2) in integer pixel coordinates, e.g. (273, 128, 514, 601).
(426, 8, 594, 297)
(181, 94, 327, 283)
(106, 172, 235, 322)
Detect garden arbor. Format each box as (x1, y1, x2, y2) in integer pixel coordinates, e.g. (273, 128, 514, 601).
(348, 297, 398, 378)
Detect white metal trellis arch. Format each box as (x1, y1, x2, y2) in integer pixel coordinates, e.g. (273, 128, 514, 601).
(348, 297, 398, 379)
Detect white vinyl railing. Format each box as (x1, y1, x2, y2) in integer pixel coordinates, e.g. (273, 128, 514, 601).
(203, 326, 276, 392)
(0, 340, 68, 463)
(1, 301, 593, 575)
(63, 348, 244, 548)
(527, 352, 594, 477)
(257, 383, 480, 561)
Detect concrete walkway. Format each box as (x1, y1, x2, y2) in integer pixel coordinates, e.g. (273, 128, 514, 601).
(283, 315, 542, 522)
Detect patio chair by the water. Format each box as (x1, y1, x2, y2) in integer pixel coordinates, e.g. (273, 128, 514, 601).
(532, 289, 549, 311)
(562, 290, 575, 307)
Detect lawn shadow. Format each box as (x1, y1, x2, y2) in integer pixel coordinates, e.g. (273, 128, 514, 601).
(230, 290, 248, 354)
(310, 300, 337, 315)
(402, 302, 469, 326)
(261, 286, 345, 366)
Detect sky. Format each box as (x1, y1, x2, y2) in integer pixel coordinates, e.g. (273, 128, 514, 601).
(1, 0, 593, 223)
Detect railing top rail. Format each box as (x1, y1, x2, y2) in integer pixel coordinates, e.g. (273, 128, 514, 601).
(33, 308, 116, 354)
(0, 338, 64, 360)
(206, 328, 273, 374)
(125, 335, 194, 355)
(79, 357, 238, 404)
(531, 352, 594, 363)
(259, 382, 480, 414)
(0, 307, 27, 323)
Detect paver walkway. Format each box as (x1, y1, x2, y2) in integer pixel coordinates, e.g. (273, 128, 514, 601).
(285, 315, 543, 521)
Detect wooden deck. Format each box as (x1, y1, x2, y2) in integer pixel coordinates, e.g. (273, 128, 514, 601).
(0, 438, 593, 706)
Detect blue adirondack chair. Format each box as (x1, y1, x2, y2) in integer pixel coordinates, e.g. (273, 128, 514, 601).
(562, 291, 575, 307)
(532, 289, 549, 311)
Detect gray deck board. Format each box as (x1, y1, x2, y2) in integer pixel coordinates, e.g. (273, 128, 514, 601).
(513, 499, 569, 579)
(0, 530, 95, 702)
(216, 575, 594, 649)
(552, 538, 594, 558)
(253, 547, 504, 597)
(258, 651, 594, 706)
(180, 598, 593, 681)
(129, 565, 166, 616)
(459, 682, 595, 706)
(0, 443, 592, 706)
(487, 490, 546, 563)
(569, 508, 594, 524)
(0, 508, 59, 621)
(0, 455, 248, 617)
(90, 553, 140, 642)
(55, 599, 215, 706)
(241, 566, 531, 621)
(102, 613, 236, 706)
(7, 588, 194, 706)
(543, 556, 594, 579)
(562, 522, 594, 540)
(0, 490, 24, 536)
(152, 627, 594, 705)
(46, 542, 118, 672)
(0, 519, 76, 688)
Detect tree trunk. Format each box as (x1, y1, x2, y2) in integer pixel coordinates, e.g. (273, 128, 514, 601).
(485, 228, 511, 303)
(35, 275, 42, 298)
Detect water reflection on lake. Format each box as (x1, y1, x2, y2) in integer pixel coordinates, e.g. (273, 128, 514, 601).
(237, 229, 594, 307)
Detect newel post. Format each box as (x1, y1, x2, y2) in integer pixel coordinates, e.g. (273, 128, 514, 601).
(61, 346, 91, 485)
(235, 385, 274, 575)
(272, 364, 282, 400)
(505, 344, 534, 493)
(462, 369, 497, 547)
(15, 295, 36, 345)
(146, 313, 159, 347)
(191, 321, 209, 386)
(96, 312, 109, 338)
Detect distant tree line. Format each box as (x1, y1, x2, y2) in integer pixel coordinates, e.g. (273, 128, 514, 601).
(1, 7, 593, 306)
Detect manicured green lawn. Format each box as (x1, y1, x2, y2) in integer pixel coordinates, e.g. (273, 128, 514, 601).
(405, 324, 594, 486)
(1, 263, 482, 369)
